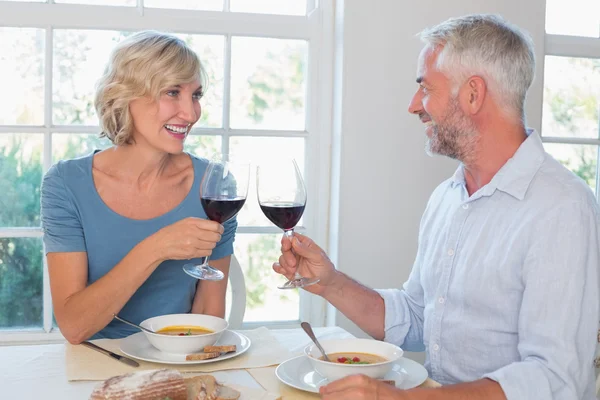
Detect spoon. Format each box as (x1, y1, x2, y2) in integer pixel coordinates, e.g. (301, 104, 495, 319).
(113, 314, 156, 335)
(301, 321, 331, 362)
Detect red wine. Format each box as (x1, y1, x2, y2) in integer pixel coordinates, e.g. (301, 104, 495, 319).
(201, 197, 246, 223)
(260, 202, 305, 230)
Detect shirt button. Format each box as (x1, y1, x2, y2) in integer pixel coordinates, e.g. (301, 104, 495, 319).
(438, 297, 445, 304)
(447, 249, 454, 256)
(462, 204, 469, 209)
(433, 344, 440, 351)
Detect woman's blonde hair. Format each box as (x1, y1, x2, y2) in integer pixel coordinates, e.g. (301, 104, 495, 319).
(95, 30, 206, 145)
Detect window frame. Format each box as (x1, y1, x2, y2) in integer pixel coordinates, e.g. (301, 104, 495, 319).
(0, 0, 335, 344)
(542, 30, 600, 199)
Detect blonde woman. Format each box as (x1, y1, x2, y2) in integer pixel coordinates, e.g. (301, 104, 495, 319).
(41, 31, 236, 342)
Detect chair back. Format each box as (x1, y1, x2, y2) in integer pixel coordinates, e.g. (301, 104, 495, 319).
(226, 255, 246, 329)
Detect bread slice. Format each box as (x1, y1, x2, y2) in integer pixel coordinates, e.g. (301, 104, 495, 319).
(203, 345, 237, 353)
(185, 351, 221, 361)
(184, 375, 240, 400)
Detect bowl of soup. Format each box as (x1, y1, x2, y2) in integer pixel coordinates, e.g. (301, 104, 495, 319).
(139, 313, 228, 354)
(304, 338, 403, 382)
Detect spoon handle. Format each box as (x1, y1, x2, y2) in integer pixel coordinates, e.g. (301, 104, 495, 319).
(113, 314, 153, 334)
(301, 322, 331, 362)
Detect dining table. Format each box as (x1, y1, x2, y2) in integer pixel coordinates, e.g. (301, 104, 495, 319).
(0, 326, 439, 399)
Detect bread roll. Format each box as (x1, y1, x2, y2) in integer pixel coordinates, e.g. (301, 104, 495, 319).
(89, 369, 187, 400)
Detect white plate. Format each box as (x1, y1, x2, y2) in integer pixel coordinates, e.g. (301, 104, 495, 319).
(275, 355, 428, 393)
(120, 330, 251, 365)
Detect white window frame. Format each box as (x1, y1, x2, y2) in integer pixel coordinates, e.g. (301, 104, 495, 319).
(542, 32, 600, 200)
(0, 0, 336, 344)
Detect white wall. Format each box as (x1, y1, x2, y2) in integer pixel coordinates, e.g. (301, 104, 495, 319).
(329, 0, 547, 362)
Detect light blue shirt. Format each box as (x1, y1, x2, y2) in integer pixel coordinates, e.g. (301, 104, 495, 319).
(376, 131, 600, 399)
(41, 152, 237, 339)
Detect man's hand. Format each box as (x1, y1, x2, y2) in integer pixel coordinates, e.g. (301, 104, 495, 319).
(319, 374, 411, 400)
(272, 232, 339, 296)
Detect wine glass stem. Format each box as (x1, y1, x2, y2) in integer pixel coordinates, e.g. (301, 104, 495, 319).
(284, 229, 302, 280)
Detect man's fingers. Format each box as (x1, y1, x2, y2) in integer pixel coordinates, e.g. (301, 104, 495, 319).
(321, 388, 370, 400)
(273, 263, 295, 281)
(290, 236, 321, 262)
(320, 375, 372, 395)
(280, 235, 293, 251)
(277, 255, 297, 274)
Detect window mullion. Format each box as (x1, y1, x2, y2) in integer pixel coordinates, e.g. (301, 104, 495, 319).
(221, 34, 232, 157)
(43, 26, 54, 334)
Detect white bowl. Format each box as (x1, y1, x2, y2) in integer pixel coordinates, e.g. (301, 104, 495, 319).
(139, 313, 228, 355)
(304, 338, 404, 382)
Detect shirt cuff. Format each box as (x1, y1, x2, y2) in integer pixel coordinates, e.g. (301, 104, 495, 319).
(374, 288, 408, 343)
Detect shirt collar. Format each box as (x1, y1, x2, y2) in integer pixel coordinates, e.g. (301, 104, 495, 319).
(449, 129, 546, 200)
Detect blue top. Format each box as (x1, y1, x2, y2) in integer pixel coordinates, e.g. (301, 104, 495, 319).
(376, 130, 599, 399)
(40, 152, 237, 339)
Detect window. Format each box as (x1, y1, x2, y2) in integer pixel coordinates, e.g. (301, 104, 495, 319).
(542, 0, 600, 197)
(0, 0, 334, 343)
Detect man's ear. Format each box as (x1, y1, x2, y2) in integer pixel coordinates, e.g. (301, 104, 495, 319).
(461, 76, 486, 114)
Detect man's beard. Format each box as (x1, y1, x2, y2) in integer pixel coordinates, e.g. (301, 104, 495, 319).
(424, 98, 479, 164)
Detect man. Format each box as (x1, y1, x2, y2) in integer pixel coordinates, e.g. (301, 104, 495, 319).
(274, 14, 600, 400)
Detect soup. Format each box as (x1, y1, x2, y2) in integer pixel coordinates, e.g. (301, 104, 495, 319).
(156, 325, 214, 336)
(319, 352, 388, 364)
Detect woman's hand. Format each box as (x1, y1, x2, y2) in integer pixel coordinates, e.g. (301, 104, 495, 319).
(150, 217, 224, 262)
(320, 374, 411, 400)
(273, 232, 339, 296)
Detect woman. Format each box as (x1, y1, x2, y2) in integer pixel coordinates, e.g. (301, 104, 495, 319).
(40, 31, 237, 343)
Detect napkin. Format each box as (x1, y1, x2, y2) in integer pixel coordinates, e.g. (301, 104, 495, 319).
(66, 327, 292, 381)
(249, 366, 320, 400)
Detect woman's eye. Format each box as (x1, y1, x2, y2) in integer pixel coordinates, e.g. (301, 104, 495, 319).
(192, 91, 204, 100)
(166, 90, 179, 97)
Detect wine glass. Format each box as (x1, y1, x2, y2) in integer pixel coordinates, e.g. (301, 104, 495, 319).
(257, 158, 319, 289)
(183, 154, 249, 280)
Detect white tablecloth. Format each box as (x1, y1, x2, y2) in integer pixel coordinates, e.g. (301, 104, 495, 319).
(0, 326, 353, 398)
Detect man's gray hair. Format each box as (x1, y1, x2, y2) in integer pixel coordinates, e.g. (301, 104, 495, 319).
(419, 14, 535, 120)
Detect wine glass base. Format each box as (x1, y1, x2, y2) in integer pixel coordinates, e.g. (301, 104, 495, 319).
(278, 277, 320, 290)
(183, 264, 224, 281)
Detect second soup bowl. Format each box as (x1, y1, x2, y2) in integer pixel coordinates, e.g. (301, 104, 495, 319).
(304, 338, 404, 382)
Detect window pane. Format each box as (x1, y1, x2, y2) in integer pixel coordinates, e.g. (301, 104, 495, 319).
(175, 34, 225, 128)
(544, 143, 598, 193)
(542, 56, 600, 139)
(230, 0, 306, 15)
(230, 37, 307, 130)
(144, 0, 222, 11)
(234, 233, 299, 322)
(0, 134, 43, 227)
(0, 28, 44, 125)
(53, 29, 131, 125)
(545, 0, 600, 37)
(184, 134, 221, 160)
(55, 0, 135, 5)
(229, 137, 305, 227)
(0, 238, 43, 330)
(52, 133, 112, 162)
